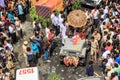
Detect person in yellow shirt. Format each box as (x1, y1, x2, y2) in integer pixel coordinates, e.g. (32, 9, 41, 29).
(90, 36, 99, 61)
(22, 41, 29, 66)
(7, 56, 15, 78)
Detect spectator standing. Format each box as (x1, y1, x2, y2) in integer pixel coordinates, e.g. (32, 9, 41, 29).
(15, 17, 23, 40)
(42, 38, 50, 62)
(8, 24, 17, 44)
(22, 41, 29, 66)
(91, 7, 99, 29)
(26, 47, 34, 67)
(86, 61, 94, 76)
(60, 21, 67, 45)
(90, 36, 99, 61)
(17, 2, 24, 22)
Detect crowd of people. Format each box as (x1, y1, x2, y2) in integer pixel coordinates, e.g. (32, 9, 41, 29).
(84, 1, 120, 80)
(0, 0, 120, 80)
(28, 0, 120, 79)
(0, 0, 30, 79)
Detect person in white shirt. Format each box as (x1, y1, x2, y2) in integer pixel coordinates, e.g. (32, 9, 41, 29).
(100, 12, 105, 20)
(91, 7, 99, 28)
(102, 50, 111, 59)
(103, 14, 110, 23)
(53, 13, 59, 36)
(60, 21, 67, 45)
(103, 6, 109, 15)
(9, 24, 17, 44)
(32, 18, 37, 28)
(15, 17, 23, 40)
(50, 11, 55, 24)
(45, 26, 50, 38)
(52, 13, 59, 26)
(106, 54, 114, 67)
(58, 14, 64, 26)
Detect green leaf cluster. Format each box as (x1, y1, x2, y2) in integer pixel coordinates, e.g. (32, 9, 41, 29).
(29, 7, 52, 27)
(55, 9, 61, 14)
(71, 0, 81, 10)
(29, 7, 38, 21)
(47, 73, 62, 80)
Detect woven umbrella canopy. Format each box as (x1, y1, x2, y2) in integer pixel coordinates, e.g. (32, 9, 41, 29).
(67, 10, 87, 28)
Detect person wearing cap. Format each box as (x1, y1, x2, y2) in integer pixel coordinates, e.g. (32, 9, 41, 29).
(105, 66, 114, 80)
(22, 41, 29, 66)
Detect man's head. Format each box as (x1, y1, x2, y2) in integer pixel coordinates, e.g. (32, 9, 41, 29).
(26, 47, 31, 52)
(114, 63, 118, 68)
(107, 54, 111, 59)
(91, 36, 94, 41)
(89, 61, 93, 65)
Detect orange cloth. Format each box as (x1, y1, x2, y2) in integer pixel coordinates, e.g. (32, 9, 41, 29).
(35, 0, 63, 11)
(106, 45, 113, 51)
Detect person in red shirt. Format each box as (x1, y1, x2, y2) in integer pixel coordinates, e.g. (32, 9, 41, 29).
(48, 29, 56, 57)
(48, 29, 55, 41)
(79, 29, 86, 40)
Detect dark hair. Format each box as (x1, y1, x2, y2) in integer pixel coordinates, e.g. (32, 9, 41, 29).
(113, 35, 117, 39)
(50, 29, 54, 32)
(104, 31, 107, 35)
(34, 18, 37, 21)
(114, 63, 118, 68)
(107, 54, 111, 57)
(107, 35, 110, 40)
(35, 32, 39, 37)
(115, 20, 118, 24)
(107, 42, 111, 46)
(111, 72, 117, 80)
(26, 47, 31, 52)
(103, 59, 108, 63)
(91, 36, 94, 39)
(89, 61, 93, 65)
(103, 22, 106, 25)
(111, 73, 116, 79)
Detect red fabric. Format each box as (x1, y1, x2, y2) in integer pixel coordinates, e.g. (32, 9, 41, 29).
(106, 45, 113, 51)
(72, 34, 79, 45)
(64, 57, 69, 66)
(79, 32, 86, 40)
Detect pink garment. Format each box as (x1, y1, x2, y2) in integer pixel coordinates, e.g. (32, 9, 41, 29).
(114, 23, 118, 27)
(112, 76, 119, 80)
(0, 0, 6, 7)
(26, 51, 33, 55)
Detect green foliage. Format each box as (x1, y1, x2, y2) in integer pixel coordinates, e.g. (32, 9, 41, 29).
(29, 7, 38, 21)
(55, 9, 61, 14)
(47, 73, 62, 80)
(71, 0, 81, 10)
(29, 7, 52, 28)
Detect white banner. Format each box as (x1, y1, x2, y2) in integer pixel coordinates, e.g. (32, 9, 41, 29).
(16, 67, 39, 80)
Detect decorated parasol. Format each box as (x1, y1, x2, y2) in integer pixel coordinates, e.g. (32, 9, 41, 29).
(67, 10, 87, 28)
